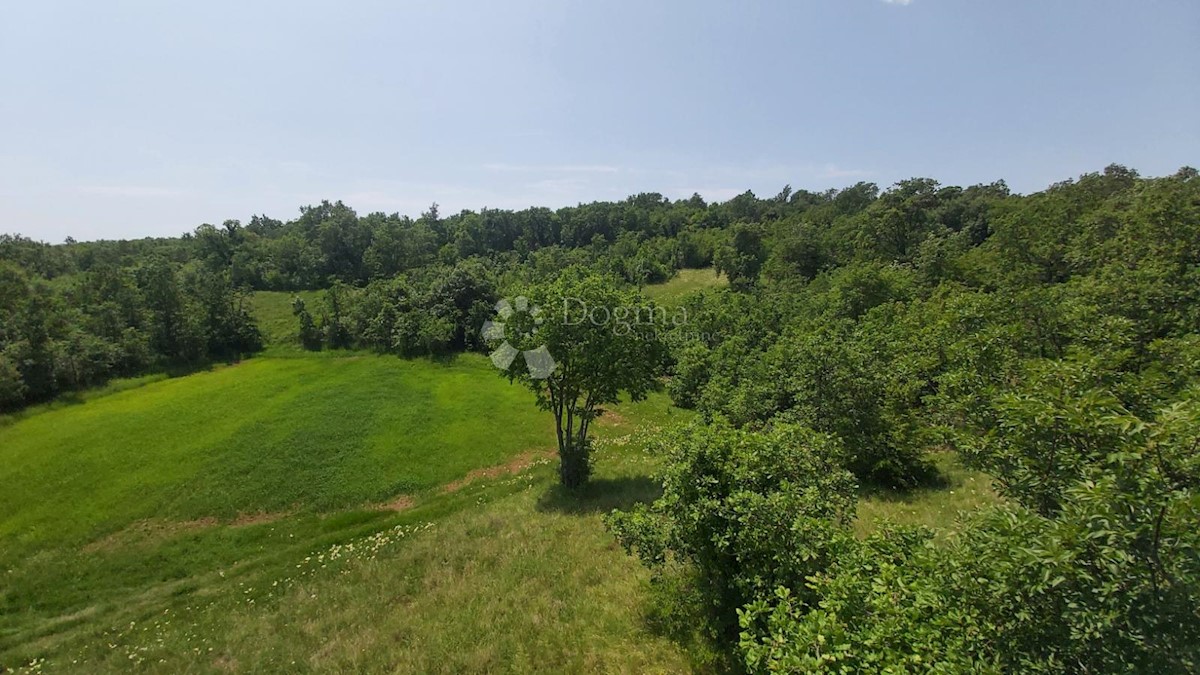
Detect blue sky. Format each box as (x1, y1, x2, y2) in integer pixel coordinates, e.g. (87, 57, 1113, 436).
(2, 0, 1197, 242)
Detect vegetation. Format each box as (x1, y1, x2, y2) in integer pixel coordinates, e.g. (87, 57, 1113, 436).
(607, 166, 1200, 672)
(0, 357, 694, 672)
(0, 256, 260, 410)
(641, 267, 727, 307)
(2, 164, 1198, 672)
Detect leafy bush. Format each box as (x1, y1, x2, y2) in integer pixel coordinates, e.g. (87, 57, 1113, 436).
(606, 421, 857, 648)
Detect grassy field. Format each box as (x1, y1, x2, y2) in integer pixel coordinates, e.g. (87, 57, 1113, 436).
(0, 353, 559, 661)
(0, 289, 997, 672)
(0, 355, 552, 550)
(20, 408, 694, 673)
(643, 268, 727, 306)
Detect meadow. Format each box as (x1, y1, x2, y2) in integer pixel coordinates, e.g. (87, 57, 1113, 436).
(247, 290, 325, 353)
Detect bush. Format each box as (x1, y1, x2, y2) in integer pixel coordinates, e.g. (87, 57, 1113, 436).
(606, 421, 857, 648)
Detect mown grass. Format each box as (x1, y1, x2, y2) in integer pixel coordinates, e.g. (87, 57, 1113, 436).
(643, 268, 727, 306)
(0, 354, 549, 552)
(0, 353, 555, 654)
(0, 380, 693, 672)
(42, 431, 692, 673)
(248, 290, 324, 352)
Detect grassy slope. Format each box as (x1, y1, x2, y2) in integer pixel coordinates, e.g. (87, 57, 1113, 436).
(38, 406, 693, 673)
(247, 290, 324, 353)
(0, 355, 551, 553)
(0, 382, 692, 672)
(0, 353, 561, 661)
(642, 268, 727, 306)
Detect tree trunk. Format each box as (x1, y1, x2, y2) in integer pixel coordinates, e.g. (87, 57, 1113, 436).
(558, 435, 591, 488)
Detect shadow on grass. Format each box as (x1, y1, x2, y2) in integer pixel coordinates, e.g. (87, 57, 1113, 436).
(535, 476, 663, 515)
(856, 461, 954, 503)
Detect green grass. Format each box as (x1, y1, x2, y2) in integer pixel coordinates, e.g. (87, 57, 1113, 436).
(0, 370, 692, 672)
(855, 451, 1001, 539)
(0, 354, 549, 552)
(643, 268, 727, 306)
(0, 373, 173, 429)
(248, 290, 324, 351)
(41, 432, 692, 673)
(0, 353, 557, 655)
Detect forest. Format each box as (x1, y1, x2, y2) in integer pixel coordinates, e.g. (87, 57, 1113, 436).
(2, 164, 1198, 672)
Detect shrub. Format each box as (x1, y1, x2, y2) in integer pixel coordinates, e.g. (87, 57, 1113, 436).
(606, 421, 857, 648)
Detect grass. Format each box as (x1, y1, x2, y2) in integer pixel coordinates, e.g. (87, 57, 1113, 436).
(248, 290, 324, 352)
(0, 353, 555, 655)
(0, 355, 549, 552)
(0, 370, 693, 672)
(643, 268, 727, 306)
(44, 429, 692, 673)
(855, 451, 1001, 539)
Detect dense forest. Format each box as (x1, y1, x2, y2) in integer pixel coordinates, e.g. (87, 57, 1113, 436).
(2, 165, 1198, 671)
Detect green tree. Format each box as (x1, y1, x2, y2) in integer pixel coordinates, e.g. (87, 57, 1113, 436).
(489, 270, 667, 487)
(291, 297, 322, 351)
(607, 421, 858, 652)
(714, 223, 767, 291)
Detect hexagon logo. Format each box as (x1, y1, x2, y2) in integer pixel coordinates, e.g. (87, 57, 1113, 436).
(481, 296, 557, 379)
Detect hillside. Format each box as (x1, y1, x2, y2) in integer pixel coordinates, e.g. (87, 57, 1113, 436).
(0, 277, 694, 671)
(0, 276, 997, 672)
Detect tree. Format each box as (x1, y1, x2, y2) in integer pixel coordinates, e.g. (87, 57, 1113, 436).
(714, 223, 767, 291)
(488, 270, 667, 487)
(292, 297, 322, 350)
(319, 282, 353, 349)
(0, 350, 26, 409)
(855, 178, 943, 262)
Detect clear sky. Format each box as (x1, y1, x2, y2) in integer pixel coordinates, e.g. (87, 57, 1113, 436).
(2, 0, 1197, 242)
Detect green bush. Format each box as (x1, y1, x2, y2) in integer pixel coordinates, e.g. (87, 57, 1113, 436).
(606, 421, 857, 648)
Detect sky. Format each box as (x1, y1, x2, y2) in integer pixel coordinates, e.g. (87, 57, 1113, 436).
(1, 0, 1197, 242)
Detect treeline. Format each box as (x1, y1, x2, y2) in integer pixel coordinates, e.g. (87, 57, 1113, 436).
(0, 194, 732, 291)
(0, 258, 261, 410)
(190, 194, 736, 290)
(609, 165, 1200, 672)
(2, 181, 913, 294)
(267, 177, 1027, 361)
(0, 184, 814, 407)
